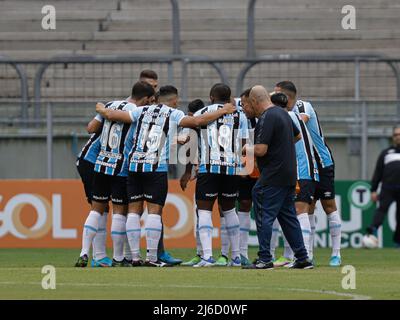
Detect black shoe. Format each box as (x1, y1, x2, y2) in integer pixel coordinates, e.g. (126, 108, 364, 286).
(143, 259, 173, 267)
(131, 259, 144, 267)
(112, 258, 132, 267)
(121, 258, 133, 267)
(75, 254, 88, 267)
(242, 259, 274, 270)
(289, 259, 314, 269)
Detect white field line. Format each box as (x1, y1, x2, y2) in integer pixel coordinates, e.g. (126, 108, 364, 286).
(0, 281, 371, 300)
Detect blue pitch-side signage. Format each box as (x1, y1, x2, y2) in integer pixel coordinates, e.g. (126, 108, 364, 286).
(248, 181, 398, 248)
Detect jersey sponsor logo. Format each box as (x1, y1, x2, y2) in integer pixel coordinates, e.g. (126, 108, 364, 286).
(210, 159, 236, 167)
(95, 160, 117, 169)
(98, 150, 122, 160)
(142, 110, 170, 118)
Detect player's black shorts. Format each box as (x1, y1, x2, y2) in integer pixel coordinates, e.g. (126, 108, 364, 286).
(127, 171, 168, 206)
(295, 179, 316, 204)
(195, 173, 239, 202)
(91, 172, 128, 205)
(76, 158, 95, 204)
(314, 164, 335, 200)
(238, 176, 258, 201)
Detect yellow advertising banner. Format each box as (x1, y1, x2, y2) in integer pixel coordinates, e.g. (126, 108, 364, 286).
(0, 180, 222, 248)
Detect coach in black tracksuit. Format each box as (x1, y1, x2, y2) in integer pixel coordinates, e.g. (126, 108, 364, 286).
(367, 126, 400, 246)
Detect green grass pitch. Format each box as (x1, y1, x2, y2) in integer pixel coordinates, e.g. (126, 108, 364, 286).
(0, 248, 399, 300)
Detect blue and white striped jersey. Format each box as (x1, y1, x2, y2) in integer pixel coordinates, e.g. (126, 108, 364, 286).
(235, 98, 257, 130)
(195, 103, 249, 175)
(77, 115, 103, 164)
(128, 104, 186, 172)
(94, 101, 137, 177)
(293, 100, 334, 169)
(289, 111, 319, 181)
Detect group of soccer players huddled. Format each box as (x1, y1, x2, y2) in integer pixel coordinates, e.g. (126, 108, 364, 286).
(75, 69, 342, 268)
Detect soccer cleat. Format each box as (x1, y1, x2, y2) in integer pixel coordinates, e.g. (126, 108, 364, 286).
(289, 259, 314, 269)
(91, 256, 113, 267)
(75, 254, 88, 267)
(131, 259, 144, 267)
(112, 258, 132, 267)
(228, 256, 242, 267)
(284, 260, 296, 268)
(122, 258, 133, 267)
(143, 259, 171, 267)
(181, 255, 202, 266)
(329, 256, 342, 267)
(240, 254, 251, 266)
(214, 255, 229, 266)
(193, 257, 216, 268)
(159, 251, 182, 265)
(273, 256, 293, 267)
(242, 259, 274, 270)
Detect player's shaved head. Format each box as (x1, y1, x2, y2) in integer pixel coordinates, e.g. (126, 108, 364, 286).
(250, 85, 270, 104)
(248, 85, 273, 118)
(210, 83, 231, 104)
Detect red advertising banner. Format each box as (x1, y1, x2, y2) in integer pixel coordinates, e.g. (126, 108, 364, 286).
(0, 180, 222, 248)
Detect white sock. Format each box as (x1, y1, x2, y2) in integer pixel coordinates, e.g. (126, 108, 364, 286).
(126, 213, 141, 261)
(198, 210, 213, 260)
(270, 219, 280, 260)
(145, 214, 162, 262)
(93, 212, 108, 260)
(328, 211, 342, 257)
(111, 214, 127, 262)
(238, 211, 250, 259)
(308, 214, 316, 260)
(80, 210, 101, 257)
(123, 235, 132, 261)
(297, 213, 311, 257)
(283, 233, 294, 260)
(195, 211, 203, 256)
(224, 208, 240, 260)
(220, 216, 230, 257)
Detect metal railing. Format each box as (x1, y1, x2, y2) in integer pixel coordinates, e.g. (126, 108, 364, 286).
(2, 54, 400, 109)
(1, 100, 399, 180)
(1, 54, 400, 179)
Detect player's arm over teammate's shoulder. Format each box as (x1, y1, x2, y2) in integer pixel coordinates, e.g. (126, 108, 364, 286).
(297, 100, 313, 123)
(179, 103, 236, 128)
(95, 102, 134, 123)
(87, 113, 103, 133)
